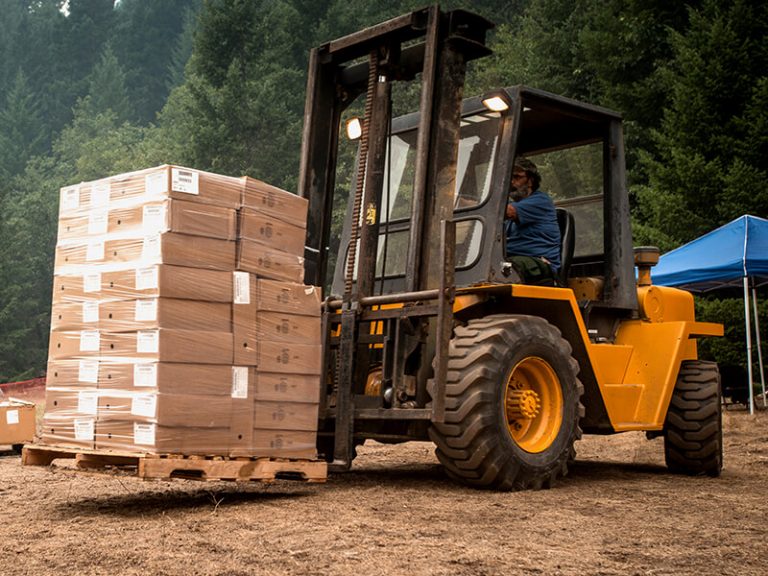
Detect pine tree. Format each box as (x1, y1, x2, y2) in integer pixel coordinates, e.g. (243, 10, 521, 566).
(82, 44, 134, 122)
(0, 1, 26, 105)
(0, 70, 46, 183)
(637, 0, 768, 246)
(112, 0, 201, 123)
(166, 4, 200, 92)
(0, 158, 59, 381)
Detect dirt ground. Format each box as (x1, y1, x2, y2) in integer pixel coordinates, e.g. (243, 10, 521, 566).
(1, 397, 767, 576)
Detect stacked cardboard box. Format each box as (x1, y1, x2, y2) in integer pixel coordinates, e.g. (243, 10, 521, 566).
(43, 165, 321, 459)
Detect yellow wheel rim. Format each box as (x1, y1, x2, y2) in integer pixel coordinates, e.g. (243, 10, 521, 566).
(505, 357, 563, 453)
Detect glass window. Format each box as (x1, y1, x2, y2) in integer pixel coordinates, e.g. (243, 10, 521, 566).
(342, 112, 499, 282)
(454, 219, 483, 268)
(454, 113, 500, 209)
(528, 143, 604, 257)
(381, 112, 501, 223)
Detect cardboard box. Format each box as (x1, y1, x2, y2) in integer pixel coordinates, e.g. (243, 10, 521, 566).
(46, 360, 251, 396)
(233, 318, 321, 366)
(241, 176, 307, 226)
(52, 298, 232, 332)
(0, 401, 36, 446)
(95, 420, 232, 454)
(52, 265, 234, 304)
(48, 329, 234, 364)
(232, 272, 259, 365)
(255, 279, 321, 316)
(44, 388, 245, 428)
(58, 180, 110, 218)
(44, 387, 98, 418)
(57, 199, 236, 241)
(40, 414, 95, 449)
(97, 391, 248, 428)
(232, 272, 322, 362)
(253, 401, 318, 431)
(50, 300, 100, 331)
(55, 233, 236, 271)
(238, 208, 305, 255)
(236, 239, 304, 283)
(46, 359, 101, 388)
(59, 166, 244, 221)
(108, 165, 243, 209)
(254, 372, 321, 403)
(256, 311, 321, 344)
(255, 341, 322, 374)
(101, 298, 232, 332)
(109, 362, 241, 394)
(250, 429, 317, 459)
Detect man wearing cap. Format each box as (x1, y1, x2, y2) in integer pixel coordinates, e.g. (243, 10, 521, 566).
(505, 157, 561, 284)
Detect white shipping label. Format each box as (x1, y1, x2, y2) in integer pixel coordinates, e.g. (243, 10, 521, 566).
(6, 409, 19, 425)
(134, 363, 158, 387)
(61, 186, 80, 212)
(82, 301, 99, 323)
(145, 171, 168, 195)
(233, 271, 251, 304)
(90, 181, 110, 208)
(134, 423, 156, 446)
(83, 272, 102, 293)
(88, 209, 109, 235)
(135, 266, 159, 290)
(171, 168, 199, 195)
(142, 205, 167, 234)
(74, 418, 95, 441)
(77, 391, 98, 415)
(80, 330, 100, 352)
(78, 360, 99, 384)
(86, 240, 105, 261)
(231, 366, 249, 399)
(137, 330, 159, 353)
(135, 299, 158, 322)
(142, 235, 162, 261)
(131, 394, 157, 418)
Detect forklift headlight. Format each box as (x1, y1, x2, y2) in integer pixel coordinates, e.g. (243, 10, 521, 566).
(345, 117, 363, 140)
(481, 92, 510, 113)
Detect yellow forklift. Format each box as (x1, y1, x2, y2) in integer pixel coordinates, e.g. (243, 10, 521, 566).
(299, 7, 723, 490)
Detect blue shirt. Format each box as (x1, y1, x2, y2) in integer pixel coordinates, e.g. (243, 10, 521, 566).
(505, 189, 561, 270)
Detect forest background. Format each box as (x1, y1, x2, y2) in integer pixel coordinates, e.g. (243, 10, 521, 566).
(0, 0, 765, 384)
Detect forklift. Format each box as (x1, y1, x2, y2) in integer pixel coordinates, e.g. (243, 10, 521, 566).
(298, 7, 723, 490)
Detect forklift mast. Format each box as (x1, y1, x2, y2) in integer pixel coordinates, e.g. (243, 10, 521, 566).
(297, 7, 493, 465)
(299, 7, 492, 293)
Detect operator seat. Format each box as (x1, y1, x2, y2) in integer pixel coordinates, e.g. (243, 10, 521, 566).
(556, 207, 575, 286)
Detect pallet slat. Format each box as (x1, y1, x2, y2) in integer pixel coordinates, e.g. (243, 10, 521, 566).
(22, 445, 327, 483)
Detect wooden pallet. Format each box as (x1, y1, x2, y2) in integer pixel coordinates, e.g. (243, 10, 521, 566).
(21, 444, 327, 483)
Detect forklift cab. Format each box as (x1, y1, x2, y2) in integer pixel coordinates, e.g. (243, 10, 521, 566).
(331, 85, 638, 317)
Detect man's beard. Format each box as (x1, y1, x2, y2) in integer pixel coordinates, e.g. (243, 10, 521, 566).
(510, 186, 530, 202)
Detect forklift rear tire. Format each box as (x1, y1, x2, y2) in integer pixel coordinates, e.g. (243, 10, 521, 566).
(429, 315, 583, 490)
(664, 360, 722, 477)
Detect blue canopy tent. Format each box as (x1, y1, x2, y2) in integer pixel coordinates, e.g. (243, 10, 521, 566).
(653, 215, 768, 413)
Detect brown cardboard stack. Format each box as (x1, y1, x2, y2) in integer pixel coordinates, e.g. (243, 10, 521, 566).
(0, 399, 36, 447)
(43, 165, 321, 459)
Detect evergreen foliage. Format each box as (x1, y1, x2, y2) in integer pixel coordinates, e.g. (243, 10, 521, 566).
(0, 0, 765, 381)
(0, 71, 46, 183)
(636, 0, 768, 246)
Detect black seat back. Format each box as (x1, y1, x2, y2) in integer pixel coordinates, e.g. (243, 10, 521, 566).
(556, 208, 575, 286)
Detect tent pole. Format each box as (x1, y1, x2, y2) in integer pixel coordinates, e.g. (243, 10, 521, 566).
(752, 283, 766, 403)
(744, 276, 755, 414)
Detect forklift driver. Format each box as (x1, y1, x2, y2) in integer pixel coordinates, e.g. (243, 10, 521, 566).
(504, 157, 561, 285)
